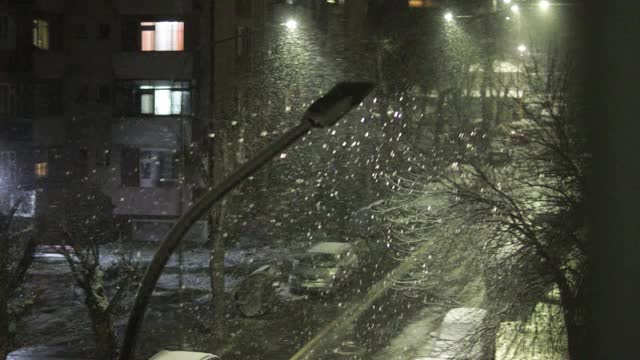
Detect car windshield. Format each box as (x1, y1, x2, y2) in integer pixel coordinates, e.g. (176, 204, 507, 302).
(1, 1, 596, 360)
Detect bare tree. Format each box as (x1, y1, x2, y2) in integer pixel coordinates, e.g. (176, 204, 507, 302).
(0, 200, 36, 358)
(381, 55, 588, 359)
(51, 185, 138, 360)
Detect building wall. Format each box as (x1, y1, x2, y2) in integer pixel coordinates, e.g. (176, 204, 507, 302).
(3, 0, 266, 241)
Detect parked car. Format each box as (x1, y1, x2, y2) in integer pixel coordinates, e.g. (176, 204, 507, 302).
(288, 242, 359, 295)
(415, 307, 492, 360)
(32, 245, 78, 262)
(149, 350, 221, 360)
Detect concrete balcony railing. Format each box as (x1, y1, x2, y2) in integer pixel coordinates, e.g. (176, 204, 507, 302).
(34, 0, 65, 13)
(111, 116, 192, 149)
(117, 0, 193, 15)
(111, 186, 182, 217)
(113, 52, 193, 80)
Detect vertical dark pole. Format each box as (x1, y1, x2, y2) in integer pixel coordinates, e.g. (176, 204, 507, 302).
(207, 0, 227, 352)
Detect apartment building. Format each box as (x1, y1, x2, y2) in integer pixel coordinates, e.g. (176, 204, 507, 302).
(0, 0, 266, 243)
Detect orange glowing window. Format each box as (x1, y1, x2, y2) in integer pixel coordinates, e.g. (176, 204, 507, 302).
(140, 21, 184, 51)
(35, 162, 48, 177)
(408, 0, 434, 7)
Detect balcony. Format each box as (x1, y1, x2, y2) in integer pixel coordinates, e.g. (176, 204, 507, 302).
(117, 0, 193, 15)
(113, 52, 193, 80)
(111, 186, 181, 216)
(112, 116, 191, 149)
(34, 0, 65, 13)
(33, 51, 65, 79)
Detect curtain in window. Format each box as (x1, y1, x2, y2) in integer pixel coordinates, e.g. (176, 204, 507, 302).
(141, 22, 155, 51)
(142, 22, 184, 51)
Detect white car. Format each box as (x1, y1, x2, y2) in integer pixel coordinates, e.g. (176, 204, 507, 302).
(415, 307, 492, 360)
(288, 242, 359, 295)
(149, 350, 221, 360)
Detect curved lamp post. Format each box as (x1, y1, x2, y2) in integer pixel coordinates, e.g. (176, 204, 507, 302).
(119, 82, 375, 360)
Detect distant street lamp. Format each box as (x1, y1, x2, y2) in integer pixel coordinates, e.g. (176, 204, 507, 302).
(284, 18, 298, 30)
(510, 4, 520, 14)
(444, 12, 454, 22)
(517, 44, 527, 54)
(119, 82, 375, 360)
(539, 0, 551, 11)
(503, 0, 511, 4)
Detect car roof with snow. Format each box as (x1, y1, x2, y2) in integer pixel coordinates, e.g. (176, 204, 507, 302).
(442, 307, 487, 324)
(149, 350, 220, 360)
(307, 242, 353, 255)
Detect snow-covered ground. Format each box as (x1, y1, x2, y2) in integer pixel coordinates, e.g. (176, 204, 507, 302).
(372, 305, 446, 360)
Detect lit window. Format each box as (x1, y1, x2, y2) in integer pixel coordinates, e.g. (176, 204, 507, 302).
(408, 0, 433, 7)
(35, 162, 48, 177)
(138, 84, 190, 115)
(32, 19, 49, 49)
(140, 21, 184, 51)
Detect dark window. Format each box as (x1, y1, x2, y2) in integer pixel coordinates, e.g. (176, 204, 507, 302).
(73, 23, 88, 39)
(33, 81, 62, 116)
(46, 146, 65, 179)
(97, 23, 110, 39)
(98, 84, 111, 104)
(122, 19, 140, 51)
(75, 84, 88, 104)
(121, 146, 140, 187)
(0, 15, 8, 40)
(98, 149, 111, 167)
(139, 149, 178, 188)
(0, 83, 12, 115)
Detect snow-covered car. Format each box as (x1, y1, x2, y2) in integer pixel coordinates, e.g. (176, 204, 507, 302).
(32, 245, 78, 262)
(149, 350, 221, 360)
(415, 307, 492, 360)
(288, 242, 359, 295)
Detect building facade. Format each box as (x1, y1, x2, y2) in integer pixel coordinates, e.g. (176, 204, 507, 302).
(0, 0, 266, 243)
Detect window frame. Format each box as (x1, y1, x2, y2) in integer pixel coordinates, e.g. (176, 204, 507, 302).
(139, 21, 185, 52)
(116, 80, 192, 117)
(0, 14, 9, 41)
(139, 148, 178, 188)
(32, 18, 50, 50)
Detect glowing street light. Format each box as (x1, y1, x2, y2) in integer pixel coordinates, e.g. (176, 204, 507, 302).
(510, 4, 519, 13)
(517, 44, 527, 54)
(284, 18, 298, 30)
(539, 0, 551, 10)
(444, 12, 453, 22)
(503, 0, 511, 4)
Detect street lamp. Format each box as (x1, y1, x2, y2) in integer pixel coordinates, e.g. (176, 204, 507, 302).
(284, 18, 298, 30)
(539, 0, 551, 11)
(517, 44, 527, 55)
(119, 82, 375, 360)
(444, 12, 454, 22)
(503, 0, 511, 4)
(510, 4, 520, 14)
